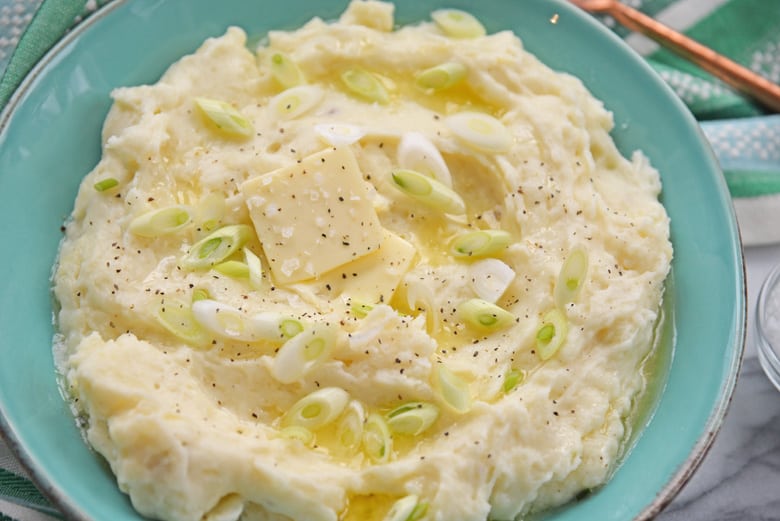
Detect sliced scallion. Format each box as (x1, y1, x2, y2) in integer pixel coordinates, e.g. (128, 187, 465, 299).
(459, 298, 515, 331)
(278, 425, 314, 446)
(181, 224, 253, 270)
(432, 364, 471, 413)
(244, 248, 264, 290)
(408, 502, 428, 521)
(386, 402, 439, 436)
(191, 299, 302, 343)
(536, 309, 569, 361)
(384, 495, 426, 521)
(415, 62, 467, 90)
(191, 299, 255, 342)
(502, 369, 524, 393)
(431, 9, 486, 38)
(341, 68, 389, 104)
(154, 298, 209, 347)
(469, 258, 516, 303)
(194, 97, 253, 137)
(93, 178, 119, 192)
(128, 206, 192, 237)
(269, 52, 305, 89)
(348, 299, 374, 318)
(278, 317, 304, 339)
(270, 85, 324, 120)
(314, 123, 366, 147)
(197, 193, 226, 232)
(554, 247, 589, 309)
(335, 400, 365, 455)
(250, 312, 302, 341)
(282, 387, 350, 430)
(363, 413, 392, 463)
(213, 260, 250, 279)
(191, 288, 210, 303)
(391, 169, 465, 215)
(445, 112, 512, 153)
(272, 323, 338, 384)
(406, 282, 439, 333)
(450, 229, 512, 258)
(397, 131, 452, 188)
(249, 311, 303, 342)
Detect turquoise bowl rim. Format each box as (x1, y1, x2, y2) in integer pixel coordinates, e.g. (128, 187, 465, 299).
(0, 0, 745, 520)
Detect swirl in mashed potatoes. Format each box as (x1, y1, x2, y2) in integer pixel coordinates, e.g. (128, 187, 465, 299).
(53, 2, 672, 520)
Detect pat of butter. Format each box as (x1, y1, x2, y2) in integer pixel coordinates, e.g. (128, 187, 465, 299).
(299, 231, 416, 304)
(241, 147, 382, 284)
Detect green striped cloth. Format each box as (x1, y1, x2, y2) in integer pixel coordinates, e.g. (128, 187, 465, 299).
(0, 0, 778, 519)
(630, 0, 780, 245)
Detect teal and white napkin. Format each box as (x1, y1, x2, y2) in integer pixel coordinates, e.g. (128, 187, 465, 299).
(702, 115, 780, 245)
(606, 0, 780, 245)
(0, 0, 779, 520)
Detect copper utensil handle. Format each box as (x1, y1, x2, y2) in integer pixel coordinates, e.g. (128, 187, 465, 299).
(608, 2, 780, 112)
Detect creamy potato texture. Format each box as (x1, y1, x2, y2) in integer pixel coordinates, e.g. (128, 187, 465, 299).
(53, 2, 673, 521)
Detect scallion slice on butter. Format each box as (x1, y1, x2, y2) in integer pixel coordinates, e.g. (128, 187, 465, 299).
(270, 85, 324, 120)
(181, 224, 253, 270)
(432, 364, 472, 414)
(194, 97, 253, 137)
(554, 247, 589, 309)
(431, 9, 486, 38)
(128, 206, 192, 237)
(314, 123, 366, 147)
(397, 131, 453, 188)
(469, 258, 516, 303)
(391, 169, 466, 215)
(450, 229, 512, 258)
(272, 323, 338, 384)
(341, 68, 389, 104)
(384, 495, 428, 521)
(363, 413, 392, 463)
(536, 309, 569, 361)
(386, 402, 439, 436)
(459, 298, 515, 331)
(415, 62, 467, 90)
(445, 112, 512, 153)
(269, 52, 305, 89)
(282, 387, 350, 430)
(335, 400, 366, 455)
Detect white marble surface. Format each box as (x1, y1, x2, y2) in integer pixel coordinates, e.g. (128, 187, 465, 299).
(658, 243, 780, 520)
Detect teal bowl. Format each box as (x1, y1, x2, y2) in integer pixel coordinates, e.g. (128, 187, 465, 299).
(0, 0, 744, 519)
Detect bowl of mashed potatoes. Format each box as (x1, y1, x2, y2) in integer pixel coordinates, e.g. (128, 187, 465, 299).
(0, 1, 744, 521)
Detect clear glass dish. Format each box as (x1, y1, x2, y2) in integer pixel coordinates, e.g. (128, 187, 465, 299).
(756, 262, 780, 391)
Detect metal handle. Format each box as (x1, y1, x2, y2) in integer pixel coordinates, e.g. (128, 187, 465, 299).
(608, 2, 780, 112)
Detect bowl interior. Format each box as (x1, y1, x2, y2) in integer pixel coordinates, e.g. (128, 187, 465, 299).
(0, 0, 744, 520)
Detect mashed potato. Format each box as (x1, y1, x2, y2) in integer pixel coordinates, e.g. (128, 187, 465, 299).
(53, 2, 672, 520)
